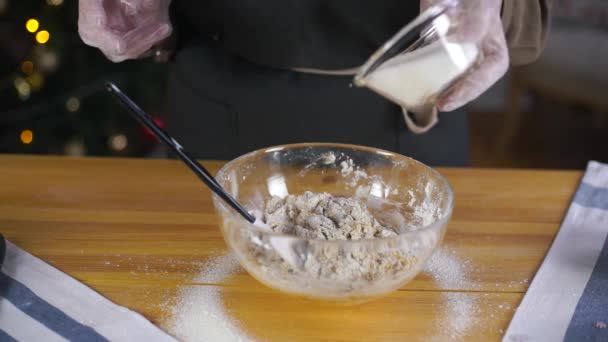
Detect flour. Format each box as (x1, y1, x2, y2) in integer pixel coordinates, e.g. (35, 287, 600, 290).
(424, 248, 477, 290)
(298, 151, 369, 187)
(164, 249, 478, 341)
(340, 159, 355, 177)
(166, 255, 253, 342)
(424, 248, 478, 341)
(319, 151, 336, 165)
(412, 181, 440, 227)
(340, 158, 370, 187)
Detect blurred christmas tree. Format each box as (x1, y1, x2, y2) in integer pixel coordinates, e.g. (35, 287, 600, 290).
(0, 0, 168, 157)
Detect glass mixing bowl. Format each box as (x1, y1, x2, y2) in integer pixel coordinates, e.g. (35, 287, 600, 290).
(212, 143, 454, 303)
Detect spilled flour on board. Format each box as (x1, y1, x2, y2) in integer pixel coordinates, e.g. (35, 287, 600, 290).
(423, 247, 479, 341)
(165, 254, 254, 342)
(166, 248, 478, 342)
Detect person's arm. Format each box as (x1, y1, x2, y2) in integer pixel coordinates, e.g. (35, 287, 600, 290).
(502, 0, 550, 65)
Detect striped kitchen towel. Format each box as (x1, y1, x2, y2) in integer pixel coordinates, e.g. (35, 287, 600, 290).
(0, 240, 175, 342)
(504, 161, 608, 342)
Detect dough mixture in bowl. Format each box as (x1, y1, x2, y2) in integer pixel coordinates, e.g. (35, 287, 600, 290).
(264, 191, 397, 240)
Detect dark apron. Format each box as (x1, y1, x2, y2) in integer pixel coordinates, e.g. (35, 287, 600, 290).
(165, 1, 470, 166)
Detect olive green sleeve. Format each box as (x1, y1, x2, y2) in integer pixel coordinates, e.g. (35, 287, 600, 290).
(502, 0, 551, 65)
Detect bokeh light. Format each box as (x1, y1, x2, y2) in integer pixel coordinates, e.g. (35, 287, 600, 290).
(109, 134, 128, 151)
(21, 61, 34, 75)
(66, 97, 80, 112)
(64, 140, 86, 156)
(40, 51, 59, 71)
(27, 72, 44, 90)
(46, 0, 64, 5)
(14, 77, 31, 100)
(20, 129, 34, 144)
(25, 19, 39, 33)
(36, 30, 50, 44)
(0, 0, 8, 14)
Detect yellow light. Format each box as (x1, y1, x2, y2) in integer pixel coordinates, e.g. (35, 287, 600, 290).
(26, 72, 44, 90)
(66, 97, 80, 112)
(20, 129, 34, 144)
(36, 30, 50, 44)
(46, 0, 63, 5)
(25, 19, 39, 33)
(21, 61, 34, 75)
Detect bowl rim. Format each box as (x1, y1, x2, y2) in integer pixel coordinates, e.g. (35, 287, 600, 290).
(214, 142, 455, 244)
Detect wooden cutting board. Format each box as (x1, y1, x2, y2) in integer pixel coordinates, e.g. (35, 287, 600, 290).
(0, 155, 581, 341)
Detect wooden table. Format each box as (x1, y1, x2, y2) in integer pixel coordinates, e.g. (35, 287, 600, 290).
(0, 155, 582, 341)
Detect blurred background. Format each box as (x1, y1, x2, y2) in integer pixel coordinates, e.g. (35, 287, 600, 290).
(1, 0, 607, 169)
(0, 0, 168, 158)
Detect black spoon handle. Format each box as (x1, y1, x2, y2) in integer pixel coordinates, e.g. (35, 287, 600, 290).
(105, 82, 255, 223)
